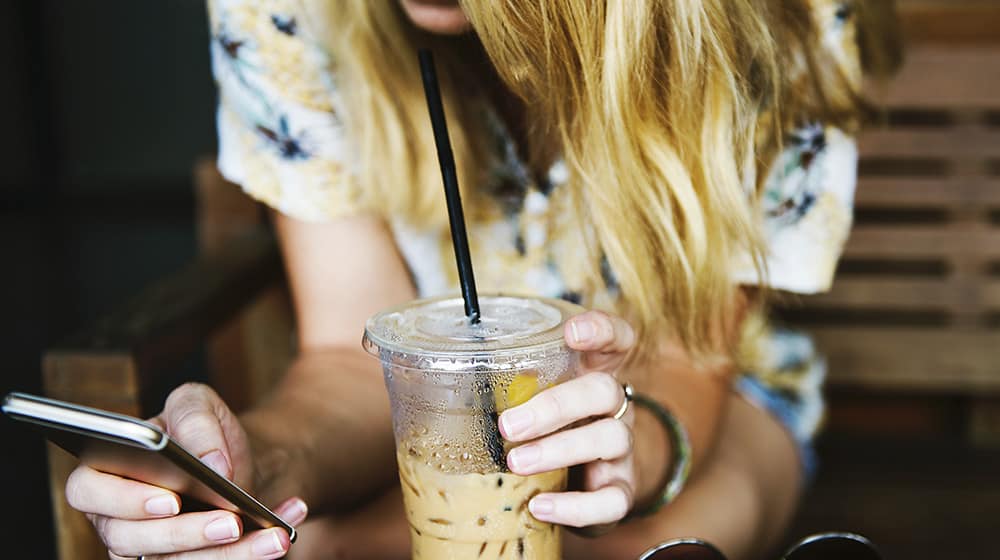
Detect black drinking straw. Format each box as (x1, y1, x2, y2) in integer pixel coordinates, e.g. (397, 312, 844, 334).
(418, 48, 481, 324)
(419, 49, 506, 471)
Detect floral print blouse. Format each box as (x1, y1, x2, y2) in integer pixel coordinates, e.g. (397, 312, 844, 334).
(208, 0, 861, 474)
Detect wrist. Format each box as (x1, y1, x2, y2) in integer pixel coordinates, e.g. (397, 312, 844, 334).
(633, 399, 673, 507)
(628, 392, 692, 518)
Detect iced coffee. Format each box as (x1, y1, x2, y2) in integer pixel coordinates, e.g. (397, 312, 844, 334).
(363, 296, 581, 559)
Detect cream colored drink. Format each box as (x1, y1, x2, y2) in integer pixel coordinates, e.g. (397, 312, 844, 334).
(398, 445, 564, 559)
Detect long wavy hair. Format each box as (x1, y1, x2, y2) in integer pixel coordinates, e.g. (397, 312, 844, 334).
(311, 0, 900, 358)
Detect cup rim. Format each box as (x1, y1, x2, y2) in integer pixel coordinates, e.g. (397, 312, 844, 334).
(363, 294, 583, 368)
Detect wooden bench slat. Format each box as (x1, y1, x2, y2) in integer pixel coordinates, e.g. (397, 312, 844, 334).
(814, 327, 1000, 392)
(859, 127, 1000, 159)
(981, 282, 1000, 307)
(807, 278, 968, 309)
(806, 278, 1000, 315)
(899, 1, 1000, 45)
(855, 178, 1000, 208)
(872, 47, 1000, 108)
(843, 226, 1000, 259)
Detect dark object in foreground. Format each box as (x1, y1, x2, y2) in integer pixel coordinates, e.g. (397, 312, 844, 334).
(637, 533, 880, 560)
(638, 538, 726, 560)
(783, 533, 880, 560)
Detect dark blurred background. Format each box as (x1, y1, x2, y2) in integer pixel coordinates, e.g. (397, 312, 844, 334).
(2, 1, 999, 559)
(0, 1, 215, 556)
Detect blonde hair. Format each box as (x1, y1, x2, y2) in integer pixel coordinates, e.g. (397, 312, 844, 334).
(462, 1, 780, 357)
(311, 1, 897, 358)
(310, 1, 490, 227)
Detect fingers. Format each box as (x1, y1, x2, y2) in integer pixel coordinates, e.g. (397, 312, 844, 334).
(91, 510, 243, 557)
(507, 418, 632, 475)
(506, 414, 637, 529)
(273, 496, 310, 527)
(160, 383, 233, 478)
(67, 466, 180, 520)
(145, 528, 290, 560)
(500, 371, 625, 442)
(528, 481, 634, 528)
(89, 493, 307, 559)
(565, 311, 636, 354)
(503, 313, 639, 532)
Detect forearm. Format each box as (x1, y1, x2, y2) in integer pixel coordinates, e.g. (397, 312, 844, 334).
(632, 288, 756, 507)
(631, 358, 731, 508)
(241, 346, 397, 512)
(568, 393, 803, 560)
(247, 213, 413, 510)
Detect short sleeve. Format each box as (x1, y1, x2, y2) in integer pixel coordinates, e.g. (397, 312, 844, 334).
(208, 0, 364, 222)
(733, 124, 858, 293)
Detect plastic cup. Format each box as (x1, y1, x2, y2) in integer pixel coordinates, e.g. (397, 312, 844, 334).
(363, 295, 582, 559)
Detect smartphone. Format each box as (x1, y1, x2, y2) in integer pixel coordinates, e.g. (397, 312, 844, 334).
(2, 392, 296, 542)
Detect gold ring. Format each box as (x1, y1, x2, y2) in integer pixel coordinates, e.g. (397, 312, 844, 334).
(612, 383, 634, 420)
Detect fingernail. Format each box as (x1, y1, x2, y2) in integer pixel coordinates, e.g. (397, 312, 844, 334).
(200, 450, 231, 478)
(204, 516, 240, 542)
(529, 496, 555, 517)
(144, 495, 180, 516)
(508, 444, 541, 472)
(276, 498, 308, 526)
(252, 529, 287, 557)
(500, 407, 534, 438)
(570, 319, 596, 344)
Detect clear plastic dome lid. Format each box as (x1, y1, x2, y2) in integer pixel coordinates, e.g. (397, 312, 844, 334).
(363, 295, 583, 370)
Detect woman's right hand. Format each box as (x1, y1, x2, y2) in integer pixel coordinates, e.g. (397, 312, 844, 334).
(64, 382, 308, 559)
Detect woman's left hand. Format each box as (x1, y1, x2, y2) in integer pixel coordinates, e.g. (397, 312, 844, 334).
(499, 310, 637, 532)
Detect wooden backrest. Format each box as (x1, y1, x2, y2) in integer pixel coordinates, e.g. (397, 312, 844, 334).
(195, 159, 295, 413)
(786, 2, 1000, 396)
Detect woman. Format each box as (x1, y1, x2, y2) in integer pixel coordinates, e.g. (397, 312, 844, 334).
(65, 1, 900, 559)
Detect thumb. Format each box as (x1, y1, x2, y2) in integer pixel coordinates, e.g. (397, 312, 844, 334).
(565, 311, 637, 372)
(158, 382, 234, 479)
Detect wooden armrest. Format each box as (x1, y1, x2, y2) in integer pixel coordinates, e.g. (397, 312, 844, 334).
(42, 227, 282, 416)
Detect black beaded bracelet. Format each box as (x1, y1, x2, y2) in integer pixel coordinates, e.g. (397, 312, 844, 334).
(628, 391, 692, 518)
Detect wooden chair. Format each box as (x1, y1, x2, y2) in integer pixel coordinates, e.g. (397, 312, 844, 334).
(40, 2, 1000, 558)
